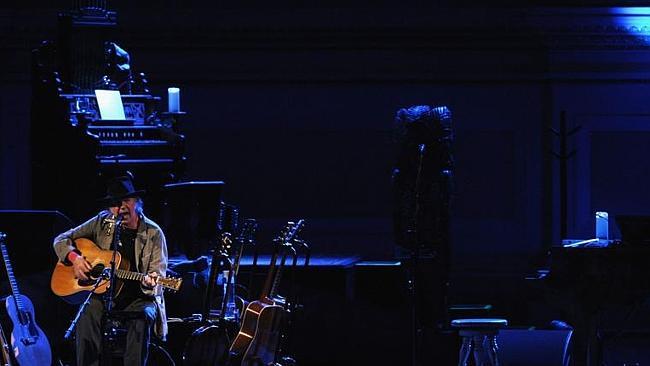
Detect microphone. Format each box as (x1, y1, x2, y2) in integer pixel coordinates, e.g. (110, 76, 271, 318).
(103, 213, 123, 236)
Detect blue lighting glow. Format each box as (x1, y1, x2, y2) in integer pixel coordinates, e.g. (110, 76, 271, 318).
(609, 7, 650, 31)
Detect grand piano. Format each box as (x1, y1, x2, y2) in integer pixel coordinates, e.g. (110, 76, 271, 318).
(30, 2, 186, 221)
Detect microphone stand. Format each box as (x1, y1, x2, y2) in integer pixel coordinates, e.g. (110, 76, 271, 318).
(105, 216, 123, 313)
(101, 215, 123, 366)
(408, 143, 426, 366)
(437, 107, 454, 329)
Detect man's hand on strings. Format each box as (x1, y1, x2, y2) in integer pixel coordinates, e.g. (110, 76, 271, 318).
(72, 255, 92, 280)
(142, 272, 159, 288)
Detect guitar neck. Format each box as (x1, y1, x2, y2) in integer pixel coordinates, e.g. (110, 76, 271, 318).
(0, 237, 24, 312)
(233, 244, 244, 277)
(113, 269, 180, 291)
(262, 220, 303, 301)
(269, 251, 289, 299)
(260, 250, 279, 300)
(115, 269, 146, 283)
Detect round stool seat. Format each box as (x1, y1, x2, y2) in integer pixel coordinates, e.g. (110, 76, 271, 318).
(452, 318, 508, 366)
(451, 318, 508, 329)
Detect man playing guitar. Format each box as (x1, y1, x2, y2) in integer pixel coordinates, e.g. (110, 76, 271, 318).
(52, 175, 168, 366)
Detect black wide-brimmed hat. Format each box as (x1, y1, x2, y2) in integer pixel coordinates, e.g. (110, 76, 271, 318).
(98, 176, 146, 206)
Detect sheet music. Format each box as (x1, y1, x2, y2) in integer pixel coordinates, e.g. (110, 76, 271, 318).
(94, 89, 126, 120)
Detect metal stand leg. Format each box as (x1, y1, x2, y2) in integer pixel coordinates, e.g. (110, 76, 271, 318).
(458, 337, 472, 366)
(473, 335, 491, 366)
(487, 335, 499, 366)
(467, 335, 499, 366)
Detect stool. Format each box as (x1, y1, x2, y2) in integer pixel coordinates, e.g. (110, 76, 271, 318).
(104, 311, 147, 349)
(103, 311, 173, 366)
(451, 318, 508, 366)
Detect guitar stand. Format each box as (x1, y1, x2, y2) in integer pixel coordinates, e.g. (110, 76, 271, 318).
(275, 242, 304, 363)
(202, 235, 234, 323)
(261, 238, 307, 366)
(182, 233, 241, 366)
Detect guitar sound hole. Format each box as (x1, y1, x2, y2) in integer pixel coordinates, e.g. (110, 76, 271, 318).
(78, 264, 106, 286)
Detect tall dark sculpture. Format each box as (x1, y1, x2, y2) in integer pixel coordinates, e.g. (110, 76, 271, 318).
(393, 105, 453, 253)
(392, 105, 453, 366)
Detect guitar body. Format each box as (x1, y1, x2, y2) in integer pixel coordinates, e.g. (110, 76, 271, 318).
(228, 302, 257, 362)
(242, 301, 285, 366)
(229, 300, 285, 366)
(230, 221, 302, 366)
(5, 294, 51, 366)
(50, 238, 125, 304)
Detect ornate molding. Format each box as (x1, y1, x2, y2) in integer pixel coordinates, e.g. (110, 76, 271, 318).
(526, 7, 650, 49)
(8, 6, 650, 82)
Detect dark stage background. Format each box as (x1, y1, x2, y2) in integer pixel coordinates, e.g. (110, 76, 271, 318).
(3, 1, 650, 365)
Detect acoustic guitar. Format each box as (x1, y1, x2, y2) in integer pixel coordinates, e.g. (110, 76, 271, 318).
(229, 219, 304, 366)
(0, 233, 51, 366)
(50, 238, 182, 304)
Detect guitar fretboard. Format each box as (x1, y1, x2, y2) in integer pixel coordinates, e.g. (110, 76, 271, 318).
(0, 237, 24, 312)
(266, 219, 304, 300)
(112, 268, 180, 291)
(115, 268, 146, 282)
(269, 251, 289, 299)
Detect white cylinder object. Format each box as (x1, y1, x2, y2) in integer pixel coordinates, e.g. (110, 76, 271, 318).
(168, 87, 180, 112)
(596, 211, 608, 242)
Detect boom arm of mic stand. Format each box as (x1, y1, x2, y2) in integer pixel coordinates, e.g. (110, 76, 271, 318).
(64, 275, 105, 340)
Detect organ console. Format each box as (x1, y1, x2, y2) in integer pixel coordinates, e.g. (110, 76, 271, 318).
(30, 2, 186, 221)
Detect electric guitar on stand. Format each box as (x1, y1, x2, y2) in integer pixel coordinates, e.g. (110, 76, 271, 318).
(229, 219, 304, 366)
(0, 233, 51, 366)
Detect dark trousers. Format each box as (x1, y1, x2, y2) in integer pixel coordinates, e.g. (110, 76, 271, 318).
(76, 296, 156, 366)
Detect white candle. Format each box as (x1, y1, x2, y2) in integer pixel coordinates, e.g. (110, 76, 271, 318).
(168, 87, 180, 112)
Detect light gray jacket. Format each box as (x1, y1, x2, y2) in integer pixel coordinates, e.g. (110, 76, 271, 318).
(53, 210, 169, 340)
